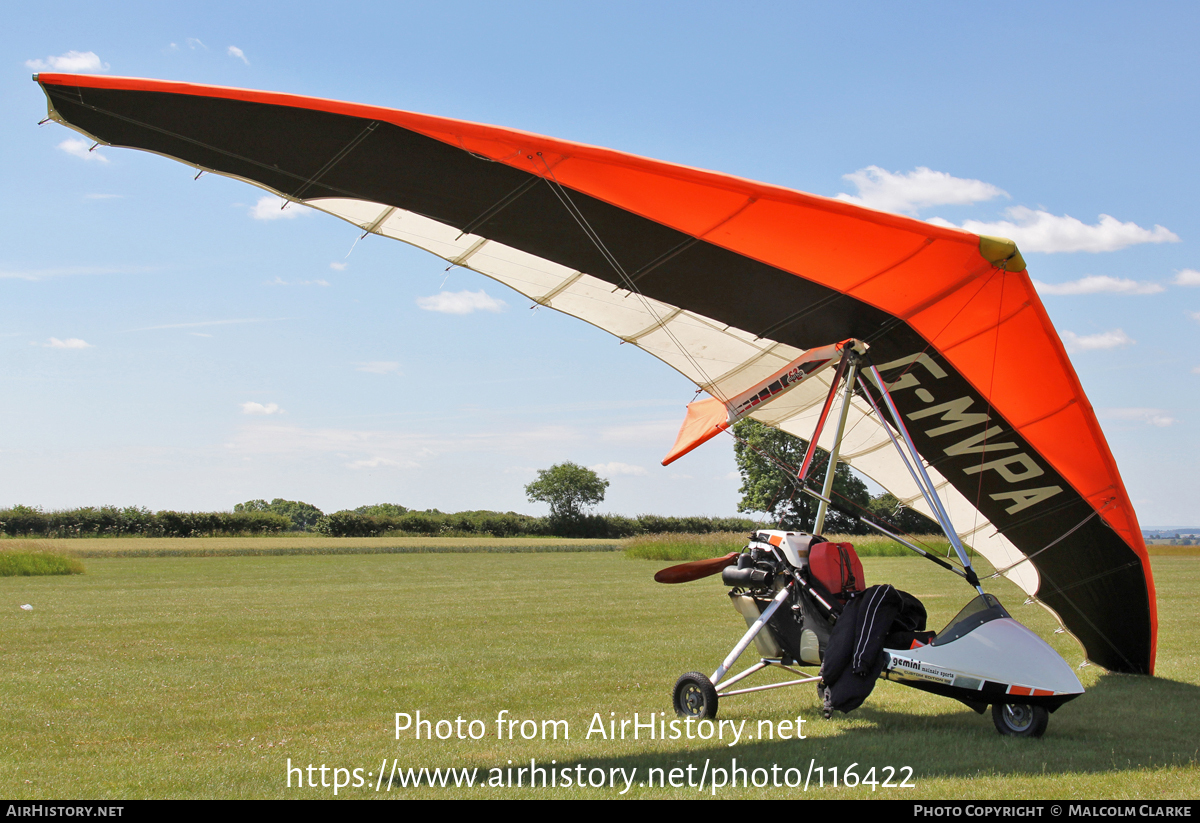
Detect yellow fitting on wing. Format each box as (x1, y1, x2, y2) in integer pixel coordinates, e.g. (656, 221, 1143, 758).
(978, 235, 1026, 272)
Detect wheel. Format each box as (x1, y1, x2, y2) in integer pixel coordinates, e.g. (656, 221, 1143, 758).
(991, 703, 1049, 738)
(673, 672, 718, 719)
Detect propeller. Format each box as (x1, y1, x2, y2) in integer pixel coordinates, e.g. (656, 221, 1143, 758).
(653, 552, 740, 584)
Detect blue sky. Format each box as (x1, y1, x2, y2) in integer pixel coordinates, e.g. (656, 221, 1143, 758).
(3, 2, 1198, 527)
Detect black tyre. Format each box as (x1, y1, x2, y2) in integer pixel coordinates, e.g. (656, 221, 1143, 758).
(991, 703, 1049, 738)
(673, 672, 718, 719)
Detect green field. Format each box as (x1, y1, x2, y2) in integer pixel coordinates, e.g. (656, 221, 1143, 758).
(1, 534, 621, 558)
(1, 547, 1195, 799)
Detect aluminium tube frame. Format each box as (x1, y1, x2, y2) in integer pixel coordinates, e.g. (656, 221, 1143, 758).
(712, 658, 821, 699)
(710, 583, 793, 685)
(813, 355, 860, 535)
(865, 362, 982, 593)
(796, 347, 982, 594)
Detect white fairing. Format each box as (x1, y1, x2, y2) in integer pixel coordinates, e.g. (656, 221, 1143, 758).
(888, 618, 1083, 696)
(747, 530, 812, 569)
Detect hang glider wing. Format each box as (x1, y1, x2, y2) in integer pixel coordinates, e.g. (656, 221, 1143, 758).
(34, 73, 1156, 674)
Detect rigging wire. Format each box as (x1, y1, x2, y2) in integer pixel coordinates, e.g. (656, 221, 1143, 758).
(530, 153, 730, 404)
(986, 501, 1112, 580)
(723, 411, 955, 561)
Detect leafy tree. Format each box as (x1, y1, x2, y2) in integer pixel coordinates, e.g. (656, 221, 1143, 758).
(732, 419, 869, 534)
(235, 498, 324, 531)
(353, 503, 409, 518)
(525, 462, 609, 522)
(867, 492, 940, 534)
(234, 499, 270, 513)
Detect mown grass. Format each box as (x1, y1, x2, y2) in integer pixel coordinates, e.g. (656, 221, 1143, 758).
(1, 549, 1194, 799)
(0, 543, 84, 576)
(0, 535, 621, 558)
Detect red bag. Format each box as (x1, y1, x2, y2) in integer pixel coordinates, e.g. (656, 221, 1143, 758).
(809, 542, 865, 603)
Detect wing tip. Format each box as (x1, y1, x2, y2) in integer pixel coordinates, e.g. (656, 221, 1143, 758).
(979, 234, 1027, 272)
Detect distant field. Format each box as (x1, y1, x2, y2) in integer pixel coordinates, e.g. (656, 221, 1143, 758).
(0, 535, 621, 558)
(1144, 543, 1200, 556)
(7, 531, 1186, 560)
(1, 547, 1193, 800)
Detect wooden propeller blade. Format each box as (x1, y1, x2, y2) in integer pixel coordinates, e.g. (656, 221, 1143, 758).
(654, 552, 740, 584)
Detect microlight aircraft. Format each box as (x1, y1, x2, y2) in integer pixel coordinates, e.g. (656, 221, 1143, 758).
(33, 75, 1156, 735)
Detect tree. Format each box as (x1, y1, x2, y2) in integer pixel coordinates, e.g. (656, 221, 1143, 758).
(235, 498, 324, 531)
(234, 499, 270, 513)
(867, 492, 940, 535)
(353, 503, 409, 518)
(525, 462, 609, 522)
(732, 419, 869, 534)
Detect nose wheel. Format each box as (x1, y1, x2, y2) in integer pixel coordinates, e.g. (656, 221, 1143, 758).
(992, 703, 1049, 738)
(673, 672, 719, 719)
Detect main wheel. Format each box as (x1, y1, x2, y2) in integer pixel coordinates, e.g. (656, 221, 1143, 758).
(673, 672, 718, 719)
(991, 703, 1049, 738)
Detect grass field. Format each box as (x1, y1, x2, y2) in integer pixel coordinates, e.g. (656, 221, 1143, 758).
(1, 546, 1195, 799)
(0, 535, 621, 558)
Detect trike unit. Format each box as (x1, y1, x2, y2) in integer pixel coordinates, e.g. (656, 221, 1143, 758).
(664, 530, 1083, 738)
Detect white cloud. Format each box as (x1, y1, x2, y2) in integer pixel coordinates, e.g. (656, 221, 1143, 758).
(1033, 275, 1164, 296)
(1060, 329, 1135, 353)
(43, 337, 92, 349)
(355, 361, 401, 375)
(599, 420, 680, 445)
(1188, 311, 1200, 323)
(227, 46, 249, 64)
(240, 402, 283, 415)
(1100, 408, 1176, 427)
(26, 50, 107, 73)
(58, 138, 108, 163)
(589, 461, 648, 477)
(250, 196, 305, 220)
(330, 262, 348, 271)
(187, 38, 207, 50)
(416, 290, 506, 314)
(953, 207, 1179, 253)
(836, 166, 1007, 215)
(225, 423, 581, 466)
(346, 456, 416, 470)
(1173, 269, 1200, 287)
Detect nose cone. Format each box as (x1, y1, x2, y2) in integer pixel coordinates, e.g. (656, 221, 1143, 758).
(912, 618, 1084, 696)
